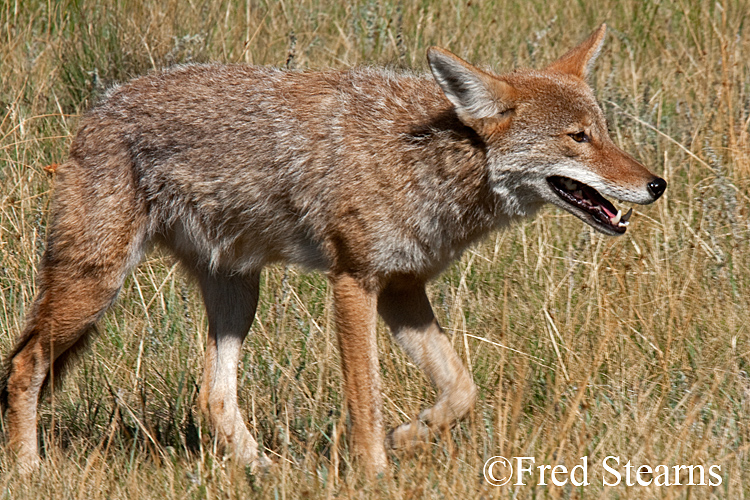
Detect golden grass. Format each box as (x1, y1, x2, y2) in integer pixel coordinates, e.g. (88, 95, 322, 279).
(1, 0, 749, 498)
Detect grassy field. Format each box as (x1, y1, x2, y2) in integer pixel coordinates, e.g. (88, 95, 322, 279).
(1, 0, 750, 498)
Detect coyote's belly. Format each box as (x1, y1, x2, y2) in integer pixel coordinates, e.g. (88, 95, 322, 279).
(156, 194, 484, 280)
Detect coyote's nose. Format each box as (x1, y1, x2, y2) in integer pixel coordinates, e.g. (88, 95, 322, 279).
(647, 178, 667, 200)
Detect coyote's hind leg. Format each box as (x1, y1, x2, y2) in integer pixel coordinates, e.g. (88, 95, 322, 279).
(195, 268, 268, 468)
(377, 279, 477, 448)
(2, 269, 127, 472)
(0, 158, 147, 473)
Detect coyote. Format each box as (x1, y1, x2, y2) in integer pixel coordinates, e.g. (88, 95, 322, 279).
(1, 24, 665, 473)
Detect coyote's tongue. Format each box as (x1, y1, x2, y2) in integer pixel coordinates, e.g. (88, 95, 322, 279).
(547, 176, 632, 233)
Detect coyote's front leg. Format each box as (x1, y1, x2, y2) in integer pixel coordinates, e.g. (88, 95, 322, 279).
(377, 278, 477, 448)
(331, 273, 388, 473)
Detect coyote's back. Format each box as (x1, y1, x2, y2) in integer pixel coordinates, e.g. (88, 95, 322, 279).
(2, 24, 665, 474)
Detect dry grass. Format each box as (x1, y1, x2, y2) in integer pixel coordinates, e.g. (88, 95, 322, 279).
(1, 0, 750, 498)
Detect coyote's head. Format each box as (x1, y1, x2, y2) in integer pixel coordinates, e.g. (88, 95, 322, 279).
(428, 24, 666, 236)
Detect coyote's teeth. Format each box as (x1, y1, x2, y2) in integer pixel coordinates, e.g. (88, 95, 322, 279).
(621, 207, 633, 222)
(618, 220, 630, 227)
(611, 209, 622, 225)
(573, 190, 583, 198)
(563, 179, 577, 191)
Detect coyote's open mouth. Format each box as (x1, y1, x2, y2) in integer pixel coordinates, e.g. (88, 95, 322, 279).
(547, 176, 631, 234)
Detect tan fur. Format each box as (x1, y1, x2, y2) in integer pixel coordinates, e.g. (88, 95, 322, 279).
(378, 277, 477, 448)
(331, 274, 386, 471)
(1, 24, 665, 474)
(195, 269, 265, 464)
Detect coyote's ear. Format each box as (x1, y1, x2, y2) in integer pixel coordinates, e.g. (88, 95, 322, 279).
(427, 47, 514, 125)
(546, 24, 607, 80)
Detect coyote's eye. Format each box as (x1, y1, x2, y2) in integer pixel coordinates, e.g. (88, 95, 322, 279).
(569, 131, 589, 143)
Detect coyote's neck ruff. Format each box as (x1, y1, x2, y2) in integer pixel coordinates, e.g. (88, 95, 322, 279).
(2, 24, 664, 474)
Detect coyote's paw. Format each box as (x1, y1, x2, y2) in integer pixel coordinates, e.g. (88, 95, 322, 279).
(385, 420, 433, 450)
(223, 442, 273, 475)
(253, 451, 273, 471)
(15, 451, 41, 475)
